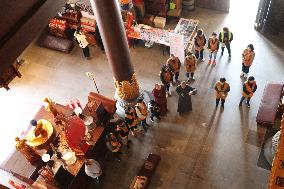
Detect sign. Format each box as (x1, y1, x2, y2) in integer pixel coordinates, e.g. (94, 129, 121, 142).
(169, 32, 185, 64)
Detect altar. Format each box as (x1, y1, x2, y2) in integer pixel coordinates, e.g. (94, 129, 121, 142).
(1, 92, 117, 188)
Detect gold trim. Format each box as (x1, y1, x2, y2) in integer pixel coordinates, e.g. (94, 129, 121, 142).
(114, 73, 139, 100)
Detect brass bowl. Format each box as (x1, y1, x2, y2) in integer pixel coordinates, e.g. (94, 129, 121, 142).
(25, 119, 54, 147)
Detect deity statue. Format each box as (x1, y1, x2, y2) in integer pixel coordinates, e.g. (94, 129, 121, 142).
(15, 137, 40, 164)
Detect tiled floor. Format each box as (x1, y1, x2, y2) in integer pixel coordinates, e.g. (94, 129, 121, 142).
(1, 0, 284, 188)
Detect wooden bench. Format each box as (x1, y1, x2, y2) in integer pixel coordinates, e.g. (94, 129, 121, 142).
(130, 154, 161, 189)
(256, 83, 284, 126)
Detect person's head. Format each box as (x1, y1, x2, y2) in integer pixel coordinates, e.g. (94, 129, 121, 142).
(170, 54, 175, 58)
(187, 52, 193, 58)
(150, 100, 155, 105)
(212, 32, 217, 39)
(223, 27, 229, 33)
(197, 29, 203, 36)
(155, 83, 161, 90)
(248, 76, 255, 83)
(247, 44, 254, 51)
(136, 98, 143, 103)
(15, 137, 20, 142)
(85, 159, 93, 165)
(181, 81, 187, 88)
(30, 119, 37, 126)
(220, 77, 226, 83)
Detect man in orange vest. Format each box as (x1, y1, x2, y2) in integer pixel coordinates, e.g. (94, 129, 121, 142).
(219, 27, 233, 57)
(239, 76, 257, 108)
(167, 54, 181, 83)
(160, 65, 174, 96)
(135, 98, 149, 131)
(214, 77, 230, 108)
(184, 52, 197, 81)
(241, 44, 255, 78)
(208, 32, 219, 65)
(194, 29, 206, 61)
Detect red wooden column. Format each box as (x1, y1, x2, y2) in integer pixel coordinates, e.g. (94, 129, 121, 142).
(90, 0, 139, 101)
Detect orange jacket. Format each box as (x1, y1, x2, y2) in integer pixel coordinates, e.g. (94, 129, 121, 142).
(194, 35, 206, 51)
(184, 55, 197, 73)
(242, 49, 255, 66)
(242, 81, 257, 97)
(215, 82, 230, 99)
(208, 37, 219, 52)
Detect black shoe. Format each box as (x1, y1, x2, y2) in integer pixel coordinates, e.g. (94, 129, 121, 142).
(215, 103, 219, 108)
(150, 117, 154, 122)
(246, 102, 250, 108)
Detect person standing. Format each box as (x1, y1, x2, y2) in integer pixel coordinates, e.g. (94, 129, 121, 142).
(160, 65, 174, 96)
(208, 32, 220, 65)
(148, 100, 161, 122)
(184, 53, 197, 81)
(214, 77, 230, 108)
(167, 54, 181, 84)
(116, 120, 131, 148)
(94, 25, 105, 52)
(152, 83, 167, 116)
(219, 27, 233, 57)
(194, 29, 206, 61)
(74, 27, 91, 59)
(85, 159, 103, 189)
(125, 106, 139, 136)
(135, 98, 149, 131)
(239, 76, 257, 108)
(176, 81, 196, 114)
(106, 133, 122, 161)
(241, 44, 255, 78)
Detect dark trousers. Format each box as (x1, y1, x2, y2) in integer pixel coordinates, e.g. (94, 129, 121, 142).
(221, 43, 231, 55)
(195, 49, 204, 59)
(151, 112, 161, 120)
(242, 64, 250, 74)
(240, 96, 251, 104)
(164, 83, 170, 92)
(216, 98, 225, 106)
(186, 72, 194, 78)
(82, 46, 90, 58)
(175, 72, 180, 82)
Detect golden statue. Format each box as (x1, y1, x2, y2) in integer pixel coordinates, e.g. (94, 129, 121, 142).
(43, 97, 59, 117)
(15, 137, 40, 163)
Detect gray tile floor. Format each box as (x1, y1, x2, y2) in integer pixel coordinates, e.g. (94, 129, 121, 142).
(1, 0, 284, 188)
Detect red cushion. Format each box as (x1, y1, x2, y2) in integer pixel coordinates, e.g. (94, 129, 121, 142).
(256, 83, 283, 126)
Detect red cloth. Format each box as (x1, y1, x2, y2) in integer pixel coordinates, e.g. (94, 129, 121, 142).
(152, 86, 167, 115)
(65, 116, 88, 153)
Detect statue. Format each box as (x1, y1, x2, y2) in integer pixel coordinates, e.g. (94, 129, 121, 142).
(15, 137, 40, 164)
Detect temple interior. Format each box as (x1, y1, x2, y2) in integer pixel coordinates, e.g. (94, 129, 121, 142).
(0, 0, 284, 188)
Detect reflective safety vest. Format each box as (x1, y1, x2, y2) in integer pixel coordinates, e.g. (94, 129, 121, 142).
(208, 38, 219, 51)
(164, 71, 172, 83)
(195, 35, 206, 51)
(220, 32, 232, 43)
(184, 56, 197, 73)
(167, 58, 180, 72)
(242, 81, 257, 98)
(215, 82, 230, 99)
(242, 49, 255, 66)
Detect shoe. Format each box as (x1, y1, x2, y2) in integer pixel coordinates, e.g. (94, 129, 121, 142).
(150, 117, 154, 122)
(246, 102, 250, 108)
(208, 60, 212, 64)
(201, 58, 205, 62)
(212, 60, 216, 65)
(191, 77, 195, 80)
(168, 91, 172, 96)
